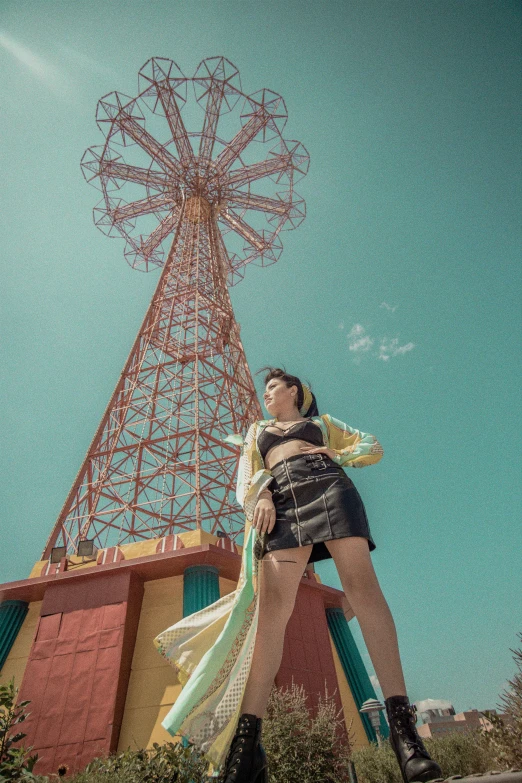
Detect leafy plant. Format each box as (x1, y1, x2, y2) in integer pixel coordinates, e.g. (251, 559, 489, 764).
(261, 680, 355, 783)
(351, 724, 498, 781)
(350, 740, 402, 783)
(56, 741, 209, 783)
(0, 678, 38, 782)
(481, 630, 522, 768)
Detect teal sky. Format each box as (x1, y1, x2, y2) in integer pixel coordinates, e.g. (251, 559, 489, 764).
(1, 0, 521, 719)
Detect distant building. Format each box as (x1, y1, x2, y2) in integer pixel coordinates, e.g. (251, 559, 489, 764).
(416, 698, 456, 722)
(413, 698, 511, 739)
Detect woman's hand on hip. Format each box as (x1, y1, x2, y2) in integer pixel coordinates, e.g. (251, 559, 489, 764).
(299, 445, 338, 461)
(253, 495, 276, 535)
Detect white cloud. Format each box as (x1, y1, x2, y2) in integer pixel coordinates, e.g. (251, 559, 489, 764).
(345, 323, 416, 362)
(380, 301, 398, 313)
(347, 323, 374, 353)
(377, 337, 415, 362)
(0, 31, 75, 100)
(338, 320, 344, 330)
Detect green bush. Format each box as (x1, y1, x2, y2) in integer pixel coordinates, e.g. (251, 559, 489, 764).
(352, 726, 498, 782)
(0, 678, 38, 782)
(36, 742, 209, 783)
(481, 631, 522, 769)
(425, 729, 498, 777)
(261, 681, 355, 783)
(350, 739, 402, 783)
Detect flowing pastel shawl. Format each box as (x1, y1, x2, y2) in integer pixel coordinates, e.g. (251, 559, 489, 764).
(153, 414, 383, 770)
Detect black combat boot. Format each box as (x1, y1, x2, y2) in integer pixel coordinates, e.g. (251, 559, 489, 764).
(219, 713, 268, 783)
(385, 695, 443, 782)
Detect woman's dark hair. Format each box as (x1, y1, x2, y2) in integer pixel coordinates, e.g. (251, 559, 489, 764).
(255, 366, 319, 417)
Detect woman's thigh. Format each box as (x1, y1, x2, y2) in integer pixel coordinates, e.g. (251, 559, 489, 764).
(325, 536, 382, 596)
(259, 544, 313, 619)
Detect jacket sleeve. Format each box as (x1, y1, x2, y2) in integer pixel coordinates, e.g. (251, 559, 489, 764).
(326, 414, 384, 468)
(234, 424, 254, 509)
(234, 423, 274, 522)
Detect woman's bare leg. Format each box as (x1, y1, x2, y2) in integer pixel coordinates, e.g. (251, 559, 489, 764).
(240, 544, 313, 717)
(325, 536, 407, 698)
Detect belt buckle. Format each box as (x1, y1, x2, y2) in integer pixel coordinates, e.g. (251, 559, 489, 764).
(306, 453, 327, 471)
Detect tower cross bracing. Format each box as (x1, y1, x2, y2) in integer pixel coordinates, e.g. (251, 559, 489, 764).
(43, 56, 309, 558)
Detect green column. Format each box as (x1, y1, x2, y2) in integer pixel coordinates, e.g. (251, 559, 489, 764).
(183, 565, 220, 618)
(0, 600, 29, 672)
(326, 607, 389, 742)
(182, 566, 221, 755)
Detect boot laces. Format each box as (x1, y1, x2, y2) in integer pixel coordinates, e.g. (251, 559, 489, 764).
(393, 703, 426, 754)
(230, 736, 248, 767)
(221, 723, 257, 781)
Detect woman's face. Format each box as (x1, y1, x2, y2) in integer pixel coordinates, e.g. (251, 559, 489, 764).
(263, 378, 299, 416)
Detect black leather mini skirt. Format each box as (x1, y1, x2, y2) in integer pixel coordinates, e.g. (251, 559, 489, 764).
(256, 452, 376, 564)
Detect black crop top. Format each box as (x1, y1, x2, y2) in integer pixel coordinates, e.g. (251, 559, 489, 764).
(257, 419, 324, 459)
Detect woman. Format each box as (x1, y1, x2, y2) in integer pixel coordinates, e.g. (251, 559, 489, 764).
(155, 368, 442, 783)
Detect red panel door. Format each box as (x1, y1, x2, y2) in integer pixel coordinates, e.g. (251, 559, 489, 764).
(18, 571, 143, 775)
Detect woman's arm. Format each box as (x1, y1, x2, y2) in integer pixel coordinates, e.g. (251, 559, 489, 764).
(325, 414, 384, 468)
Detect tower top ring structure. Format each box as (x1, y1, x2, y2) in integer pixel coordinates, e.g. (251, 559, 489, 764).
(81, 56, 309, 283)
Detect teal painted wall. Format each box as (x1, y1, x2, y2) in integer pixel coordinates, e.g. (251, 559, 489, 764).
(182, 565, 221, 755)
(183, 565, 221, 618)
(0, 600, 29, 672)
(326, 607, 389, 742)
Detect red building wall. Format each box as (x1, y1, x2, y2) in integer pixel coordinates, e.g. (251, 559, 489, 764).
(18, 571, 143, 775)
(276, 578, 345, 728)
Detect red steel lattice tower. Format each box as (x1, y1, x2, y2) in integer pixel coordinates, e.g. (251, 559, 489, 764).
(43, 56, 309, 558)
